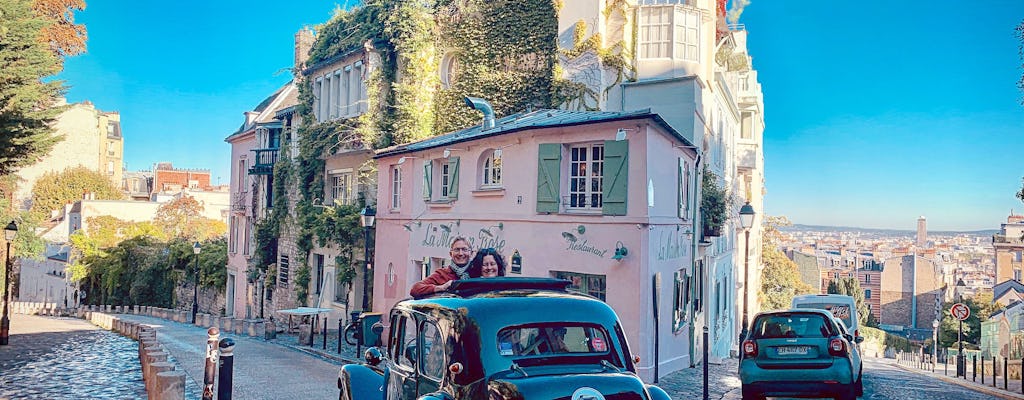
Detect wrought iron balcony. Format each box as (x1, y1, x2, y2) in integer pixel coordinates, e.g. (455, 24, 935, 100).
(231, 191, 248, 212)
(249, 148, 279, 175)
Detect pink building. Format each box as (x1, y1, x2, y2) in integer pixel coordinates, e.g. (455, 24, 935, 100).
(224, 82, 297, 319)
(372, 104, 700, 381)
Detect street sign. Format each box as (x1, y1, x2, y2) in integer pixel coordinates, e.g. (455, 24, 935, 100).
(951, 303, 970, 321)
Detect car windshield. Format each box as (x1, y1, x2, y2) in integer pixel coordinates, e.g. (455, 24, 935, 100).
(497, 324, 610, 357)
(752, 313, 834, 339)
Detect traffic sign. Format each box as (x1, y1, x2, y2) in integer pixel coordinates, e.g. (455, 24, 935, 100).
(951, 303, 970, 321)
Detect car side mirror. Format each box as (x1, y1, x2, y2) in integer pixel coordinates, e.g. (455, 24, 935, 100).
(855, 336, 865, 344)
(365, 347, 384, 366)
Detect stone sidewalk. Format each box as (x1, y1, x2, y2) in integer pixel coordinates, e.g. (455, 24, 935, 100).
(894, 356, 1024, 400)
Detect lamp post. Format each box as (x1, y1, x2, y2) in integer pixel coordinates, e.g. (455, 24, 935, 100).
(932, 319, 939, 371)
(359, 206, 376, 312)
(191, 241, 202, 324)
(1, 220, 18, 346)
(738, 202, 756, 346)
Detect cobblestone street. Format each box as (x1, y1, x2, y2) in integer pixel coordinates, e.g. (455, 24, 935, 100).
(0, 314, 146, 400)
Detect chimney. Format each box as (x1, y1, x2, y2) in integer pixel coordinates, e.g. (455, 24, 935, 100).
(294, 28, 315, 75)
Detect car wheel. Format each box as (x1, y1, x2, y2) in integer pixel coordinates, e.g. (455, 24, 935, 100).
(741, 385, 764, 400)
(833, 386, 857, 400)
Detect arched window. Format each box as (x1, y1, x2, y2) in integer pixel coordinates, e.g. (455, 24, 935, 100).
(482, 149, 502, 187)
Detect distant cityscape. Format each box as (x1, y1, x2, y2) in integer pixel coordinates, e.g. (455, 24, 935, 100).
(775, 215, 1022, 342)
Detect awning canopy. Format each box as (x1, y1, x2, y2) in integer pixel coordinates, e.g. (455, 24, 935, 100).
(276, 307, 333, 316)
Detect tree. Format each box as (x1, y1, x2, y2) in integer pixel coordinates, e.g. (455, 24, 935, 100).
(153, 195, 226, 241)
(759, 214, 815, 311)
(32, 0, 87, 65)
(826, 277, 871, 328)
(30, 166, 124, 220)
(0, 0, 67, 176)
(938, 291, 1002, 348)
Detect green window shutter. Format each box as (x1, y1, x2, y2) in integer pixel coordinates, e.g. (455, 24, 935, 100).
(422, 162, 432, 201)
(535, 143, 561, 213)
(447, 156, 460, 200)
(602, 140, 628, 216)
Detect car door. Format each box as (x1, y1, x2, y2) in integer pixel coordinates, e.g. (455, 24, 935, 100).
(417, 319, 445, 396)
(386, 311, 419, 399)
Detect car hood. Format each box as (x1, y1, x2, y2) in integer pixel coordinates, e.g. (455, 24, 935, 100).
(487, 372, 648, 400)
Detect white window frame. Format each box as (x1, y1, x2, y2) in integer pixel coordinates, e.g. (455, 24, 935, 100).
(565, 143, 604, 211)
(439, 161, 451, 198)
(482, 150, 502, 188)
(638, 5, 701, 62)
(391, 165, 402, 210)
(229, 216, 237, 254)
(279, 254, 290, 287)
(330, 170, 354, 205)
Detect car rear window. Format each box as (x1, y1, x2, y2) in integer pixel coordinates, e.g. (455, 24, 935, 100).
(497, 324, 610, 357)
(752, 313, 834, 339)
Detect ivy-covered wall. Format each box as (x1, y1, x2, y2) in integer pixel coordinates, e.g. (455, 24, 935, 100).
(263, 0, 638, 307)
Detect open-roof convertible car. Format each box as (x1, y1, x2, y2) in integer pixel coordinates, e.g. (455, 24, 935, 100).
(338, 278, 672, 400)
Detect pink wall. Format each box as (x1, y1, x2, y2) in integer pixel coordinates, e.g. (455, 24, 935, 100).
(227, 130, 256, 319)
(372, 116, 699, 381)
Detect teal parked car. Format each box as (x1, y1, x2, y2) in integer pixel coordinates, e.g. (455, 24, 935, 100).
(739, 309, 863, 400)
(337, 278, 672, 400)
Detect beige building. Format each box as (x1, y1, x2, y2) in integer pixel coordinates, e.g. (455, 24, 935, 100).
(14, 100, 124, 210)
(879, 255, 945, 330)
(993, 213, 1024, 283)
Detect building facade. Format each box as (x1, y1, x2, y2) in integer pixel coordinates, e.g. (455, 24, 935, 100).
(994, 213, 1024, 283)
(14, 100, 123, 210)
(373, 108, 700, 382)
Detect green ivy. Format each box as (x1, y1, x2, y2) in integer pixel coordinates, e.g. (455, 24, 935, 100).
(700, 168, 730, 238)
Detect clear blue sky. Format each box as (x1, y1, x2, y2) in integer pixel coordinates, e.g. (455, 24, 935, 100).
(57, 1, 1024, 231)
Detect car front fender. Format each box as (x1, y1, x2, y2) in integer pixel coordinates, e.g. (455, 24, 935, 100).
(646, 384, 672, 400)
(338, 364, 385, 400)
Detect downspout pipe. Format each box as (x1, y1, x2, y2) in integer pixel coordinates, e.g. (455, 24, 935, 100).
(463, 97, 495, 130)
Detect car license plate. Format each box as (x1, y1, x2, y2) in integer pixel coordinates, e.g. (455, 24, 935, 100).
(777, 346, 809, 355)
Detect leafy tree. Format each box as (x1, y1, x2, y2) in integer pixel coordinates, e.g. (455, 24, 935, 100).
(32, 0, 87, 65)
(0, 0, 68, 176)
(938, 291, 1002, 348)
(759, 215, 815, 311)
(153, 195, 226, 240)
(30, 166, 124, 220)
(826, 277, 871, 328)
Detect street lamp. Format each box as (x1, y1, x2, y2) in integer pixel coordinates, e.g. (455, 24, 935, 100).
(932, 319, 939, 371)
(190, 241, 201, 324)
(738, 202, 755, 345)
(359, 206, 376, 312)
(1, 221, 18, 346)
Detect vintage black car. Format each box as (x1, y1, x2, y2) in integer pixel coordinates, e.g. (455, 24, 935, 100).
(338, 277, 672, 400)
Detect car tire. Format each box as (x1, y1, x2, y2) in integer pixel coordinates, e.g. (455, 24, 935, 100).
(833, 385, 857, 400)
(741, 385, 765, 400)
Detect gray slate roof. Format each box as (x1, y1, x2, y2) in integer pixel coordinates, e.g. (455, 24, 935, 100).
(994, 279, 1024, 301)
(376, 108, 694, 158)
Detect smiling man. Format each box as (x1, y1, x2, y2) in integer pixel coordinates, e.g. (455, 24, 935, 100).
(409, 236, 473, 298)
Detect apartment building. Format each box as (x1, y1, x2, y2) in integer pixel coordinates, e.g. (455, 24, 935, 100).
(14, 100, 123, 211)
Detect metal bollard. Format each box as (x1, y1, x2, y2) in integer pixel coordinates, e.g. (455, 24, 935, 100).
(982, 356, 985, 384)
(973, 355, 977, 382)
(1004, 356, 1008, 390)
(323, 317, 328, 350)
(202, 327, 220, 400)
(338, 319, 343, 354)
(218, 337, 235, 400)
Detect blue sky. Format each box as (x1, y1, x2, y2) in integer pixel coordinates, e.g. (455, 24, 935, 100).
(57, 1, 1023, 231)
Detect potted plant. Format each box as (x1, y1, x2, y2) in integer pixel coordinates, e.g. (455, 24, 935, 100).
(700, 169, 729, 238)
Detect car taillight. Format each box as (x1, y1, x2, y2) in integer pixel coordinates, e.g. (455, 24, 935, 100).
(743, 339, 758, 358)
(829, 338, 847, 356)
